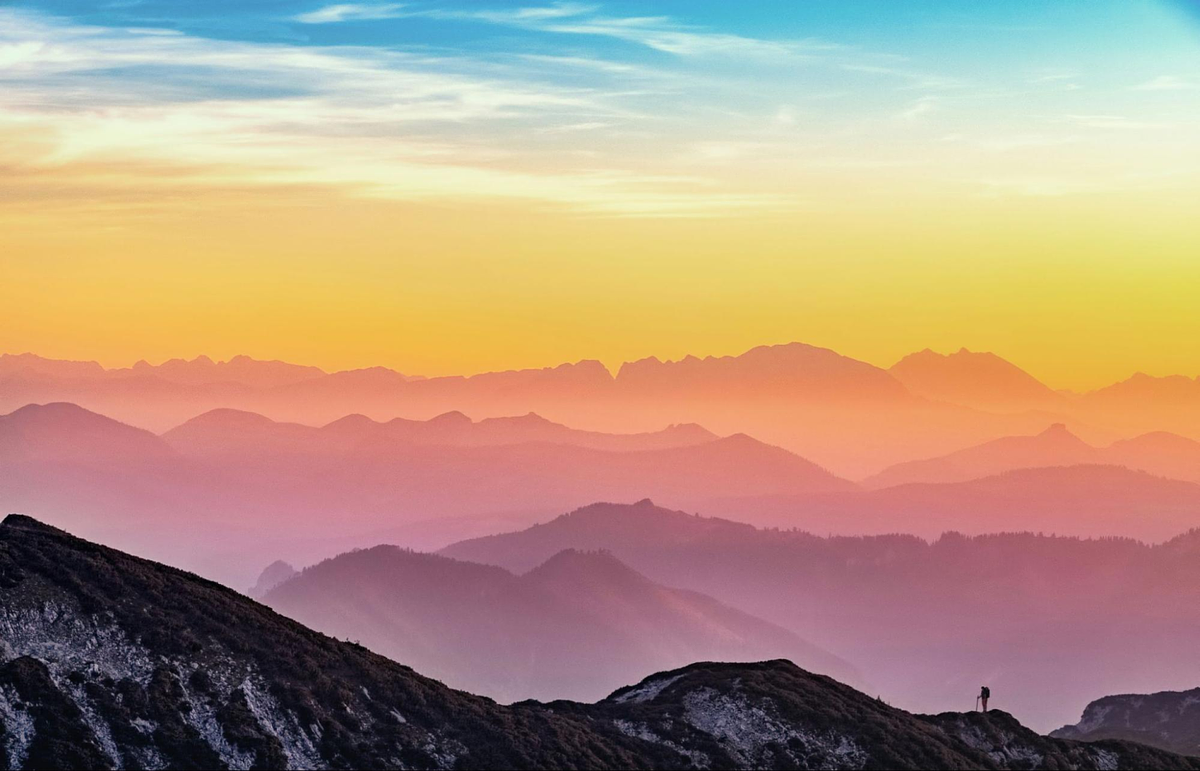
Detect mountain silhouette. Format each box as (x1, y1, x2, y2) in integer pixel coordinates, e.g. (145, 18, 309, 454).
(123, 354, 327, 388)
(864, 423, 1100, 488)
(866, 423, 1200, 489)
(262, 545, 860, 702)
(2, 514, 1194, 770)
(444, 501, 1200, 731)
(0, 345, 1043, 477)
(0, 402, 854, 585)
(614, 342, 910, 400)
(164, 407, 717, 456)
(1106, 431, 1200, 484)
(9, 344, 1200, 477)
(247, 559, 297, 598)
(0, 402, 172, 464)
(889, 348, 1063, 411)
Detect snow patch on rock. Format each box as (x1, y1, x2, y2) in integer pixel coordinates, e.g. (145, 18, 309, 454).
(0, 683, 35, 769)
(612, 718, 709, 767)
(612, 673, 685, 704)
(681, 686, 867, 769)
(241, 677, 323, 770)
(1092, 747, 1120, 771)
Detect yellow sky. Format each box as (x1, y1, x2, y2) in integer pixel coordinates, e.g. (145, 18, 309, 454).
(4, 176, 1199, 391)
(3, 3, 1200, 391)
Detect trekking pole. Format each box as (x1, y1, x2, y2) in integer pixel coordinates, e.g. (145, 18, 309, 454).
(975, 696, 980, 712)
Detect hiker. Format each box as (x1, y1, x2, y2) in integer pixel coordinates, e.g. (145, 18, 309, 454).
(980, 686, 990, 712)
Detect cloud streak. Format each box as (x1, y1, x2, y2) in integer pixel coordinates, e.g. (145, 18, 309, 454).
(295, 4, 407, 24)
(0, 8, 793, 217)
(0, 2, 1193, 221)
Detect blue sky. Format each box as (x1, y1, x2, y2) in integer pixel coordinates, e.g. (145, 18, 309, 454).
(2, 0, 1198, 215)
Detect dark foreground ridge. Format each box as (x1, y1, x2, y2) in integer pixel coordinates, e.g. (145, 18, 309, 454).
(1, 513, 1197, 770)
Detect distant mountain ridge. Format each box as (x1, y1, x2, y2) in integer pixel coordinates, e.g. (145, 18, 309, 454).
(0, 352, 333, 388)
(0, 344, 1086, 476)
(889, 348, 1065, 411)
(261, 544, 860, 702)
(0, 402, 851, 587)
(13, 341, 1200, 478)
(866, 423, 1200, 487)
(710, 464, 1200, 542)
(443, 500, 1200, 731)
(2, 514, 1195, 770)
(0, 402, 172, 464)
(164, 406, 718, 455)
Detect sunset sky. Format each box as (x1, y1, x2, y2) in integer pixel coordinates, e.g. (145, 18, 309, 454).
(3, 0, 1199, 389)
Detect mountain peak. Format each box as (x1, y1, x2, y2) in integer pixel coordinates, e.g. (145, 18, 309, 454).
(2, 403, 170, 463)
(0, 513, 66, 536)
(177, 407, 278, 428)
(524, 547, 643, 584)
(429, 410, 472, 425)
(248, 559, 298, 598)
(890, 347, 1060, 410)
(613, 342, 903, 399)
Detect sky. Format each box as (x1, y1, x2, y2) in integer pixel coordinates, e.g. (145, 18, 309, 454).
(2, 0, 1199, 389)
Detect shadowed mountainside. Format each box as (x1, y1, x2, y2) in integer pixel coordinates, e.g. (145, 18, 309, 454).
(1052, 687, 1200, 757)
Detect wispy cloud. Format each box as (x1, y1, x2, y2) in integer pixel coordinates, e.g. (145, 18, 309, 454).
(0, 2, 1190, 220)
(1060, 114, 1172, 130)
(295, 3, 406, 24)
(897, 95, 938, 122)
(1132, 75, 1197, 91)
(411, 3, 843, 60)
(0, 8, 789, 217)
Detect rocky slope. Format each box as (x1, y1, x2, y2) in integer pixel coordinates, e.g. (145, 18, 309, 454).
(1052, 687, 1200, 757)
(2, 514, 1197, 770)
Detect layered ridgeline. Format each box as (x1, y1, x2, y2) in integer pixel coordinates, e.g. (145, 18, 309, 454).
(12, 403, 1200, 592)
(12, 344, 1200, 478)
(444, 501, 1200, 731)
(0, 402, 849, 587)
(0, 345, 1106, 478)
(1, 516, 1196, 770)
(1053, 688, 1200, 757)
(260, 545, 860, 702)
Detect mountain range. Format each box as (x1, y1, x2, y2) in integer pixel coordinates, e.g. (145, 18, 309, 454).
(866, 422, 1200, 488)
(16, 342, 1200, 477)
(443, 500, 1200, 731)
(10, 401, 1200, 585)
(712, 464, 1200, 541)
(3, 513, 1196, 770)
(260, 545, 859, 703)
(0, 402, 850, 586)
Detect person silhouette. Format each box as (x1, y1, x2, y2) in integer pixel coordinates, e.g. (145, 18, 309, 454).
(980, 686, 990, 712)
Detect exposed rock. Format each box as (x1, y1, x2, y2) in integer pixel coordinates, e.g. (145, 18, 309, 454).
(3, 514, 1199, 770)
